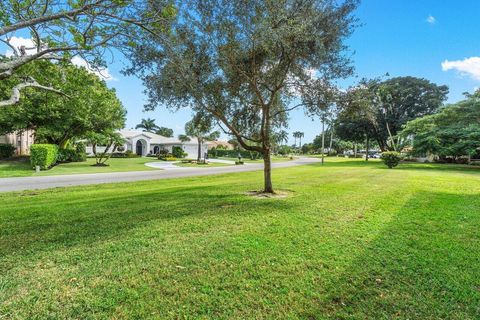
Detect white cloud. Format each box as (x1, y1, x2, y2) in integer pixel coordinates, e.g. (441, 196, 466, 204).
(3, 36, 116, 81)
(426, 15, 436, 24)
(71, 56, 117, 81)
(441, 57, 480, 81)
(4, 36, 37, 57)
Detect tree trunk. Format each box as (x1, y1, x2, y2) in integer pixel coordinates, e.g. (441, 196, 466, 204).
(263, 149, 274, 193)
(385, 121, 397, 151)
(329, 128, 333, 154)
(365, 135, 369, 161)
(354, 143, 357, 158)
(321, 119, 325, 165)
(197, 137, 202, 162)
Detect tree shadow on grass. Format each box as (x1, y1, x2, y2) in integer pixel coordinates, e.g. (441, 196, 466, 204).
(0, 183, 295, 258)
(304, 191, 480, 319)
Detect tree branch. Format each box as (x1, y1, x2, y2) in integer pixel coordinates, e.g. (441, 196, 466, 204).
(0, 78, 68, 107)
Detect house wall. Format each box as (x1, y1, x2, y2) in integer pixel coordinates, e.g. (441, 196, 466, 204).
(0, 130, 35, 155)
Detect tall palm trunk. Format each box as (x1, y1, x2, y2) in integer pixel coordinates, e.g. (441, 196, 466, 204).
(197, 137, 202, 162)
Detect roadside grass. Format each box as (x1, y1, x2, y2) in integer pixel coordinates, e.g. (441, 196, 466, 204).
(1, 159, 480, 319)
(0, 157, 162, 178)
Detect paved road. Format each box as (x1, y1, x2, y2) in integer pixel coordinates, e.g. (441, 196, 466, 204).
(0, 157, 319, 193)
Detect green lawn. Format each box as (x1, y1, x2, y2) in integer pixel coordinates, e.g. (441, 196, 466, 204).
(0, 157, 162, 178)
(1, 159, 480, 319)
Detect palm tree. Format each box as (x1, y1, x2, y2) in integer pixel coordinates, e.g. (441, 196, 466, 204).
(292, 131, 299, 147)
(298, 132, 304, 149)
(135, 118, 159, 133)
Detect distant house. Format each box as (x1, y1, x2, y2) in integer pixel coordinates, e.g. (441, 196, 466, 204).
(0, 130, 35, 155)
(86, 130, 208, 158)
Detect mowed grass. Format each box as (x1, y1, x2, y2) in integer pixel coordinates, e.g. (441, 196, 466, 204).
(0, 157, 162, 178)
(1, 159, 480, 319)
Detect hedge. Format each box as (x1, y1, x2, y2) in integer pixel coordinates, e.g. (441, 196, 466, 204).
(0, 143, 15, 159)
(30, 144, 58, 170)
(57, 144, 86, 163)
(208, 148, 260, 160)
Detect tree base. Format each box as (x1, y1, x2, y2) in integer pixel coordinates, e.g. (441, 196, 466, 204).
(92, 163, 109, 167)
(245, 190, 291, 199)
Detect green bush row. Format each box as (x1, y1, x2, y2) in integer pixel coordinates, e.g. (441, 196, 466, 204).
(30, 144, 59, 170)
(208, 148, 260, 159)
(57, 143, 87, 163)
(0, 143, 15, 159)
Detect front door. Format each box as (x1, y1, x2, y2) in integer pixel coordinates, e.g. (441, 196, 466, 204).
(136, 140, 143, 156)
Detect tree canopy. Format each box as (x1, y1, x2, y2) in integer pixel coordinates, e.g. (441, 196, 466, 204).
(126, 0, 359, 192)
(337, 77, 448, 151)
(0, 0, 175, 106)
(0, 60, 126, 147)
(401, 91, 480, 160)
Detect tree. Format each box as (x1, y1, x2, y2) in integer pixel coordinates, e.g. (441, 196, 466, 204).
(0, 60, 126, 146)
(126, 0, 358, 193)
(86, 131, 124, 166)
(184, 114, 220, 162)
(135, 118, 159, 133)
(336, 83, 377, 160)
(401, 91, 480, 161)
(337, 77, 448, 153)
(156, 126, 174, 137)
(0, 0, 174, 107)
(292, 132, 300, 148)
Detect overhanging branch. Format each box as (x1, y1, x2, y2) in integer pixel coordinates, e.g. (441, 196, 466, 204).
(0, 78, 68, 107)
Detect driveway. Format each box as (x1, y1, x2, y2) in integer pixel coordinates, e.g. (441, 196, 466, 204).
(0, 157, 319, 193)
(144, 158, 238, 170)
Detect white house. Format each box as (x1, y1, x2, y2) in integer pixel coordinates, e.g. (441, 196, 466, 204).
(86, 130, 208, 159)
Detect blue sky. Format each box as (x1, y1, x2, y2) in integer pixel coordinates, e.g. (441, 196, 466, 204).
(5, 0, 480, 145)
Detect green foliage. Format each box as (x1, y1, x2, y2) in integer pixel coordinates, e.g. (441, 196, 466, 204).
(155, 127, 174, 137)
(57, 145, 86, 163)
(0, 143, 15, 159)
(277, 145, 292, 156)
(337, 77, 448, 151)
(172, 146, 186, 158)
(0, 61, 126, 145)
(401, 92, 480, 160)
(208, 149, 257, 159)
(381, 151, 402, 168)
(135, 118, 158, 133)
(30, 144, 58, 169)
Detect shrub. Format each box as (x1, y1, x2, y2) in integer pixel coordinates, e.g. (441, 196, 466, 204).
(30, 144, 58, 170)
(172, 146, 185, 158)
(381, 151, 402, 168)
(0, 143, 15, 159)
(57, 144, 86, 163)
(208, 149, 252, 159)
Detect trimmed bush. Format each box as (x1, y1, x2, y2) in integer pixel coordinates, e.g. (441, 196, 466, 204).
(57, 145, 86, 163)
(30, 144, 58, 170)
(381, 151, 402, 168)
(0, 143, 15, 159)
(172, 146, 186, 158)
